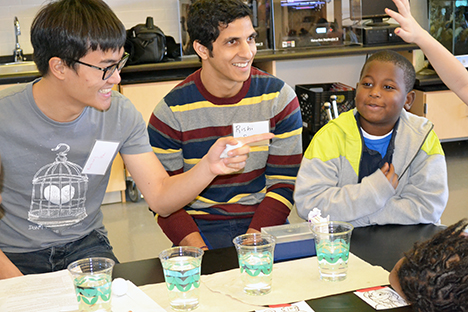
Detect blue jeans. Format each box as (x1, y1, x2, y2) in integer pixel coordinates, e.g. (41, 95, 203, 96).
(4, 230, 119, 275)
(195, 218, 253, 250)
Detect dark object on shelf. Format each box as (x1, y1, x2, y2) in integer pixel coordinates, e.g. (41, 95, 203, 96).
(296, 82, 355, 150)
(349, 0, 398, 27)
(351, 24, 404, 46)
(125, 17, 167, 65)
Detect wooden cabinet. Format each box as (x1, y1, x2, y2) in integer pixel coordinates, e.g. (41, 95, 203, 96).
(120, 80, 182, 124)
(411, 89, 468, 141)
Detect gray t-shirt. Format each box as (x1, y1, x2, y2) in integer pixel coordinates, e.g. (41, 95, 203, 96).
(0, 80, 152, 253)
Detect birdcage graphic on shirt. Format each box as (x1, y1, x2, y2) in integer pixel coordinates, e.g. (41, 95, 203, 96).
(28, 143, 88, 227)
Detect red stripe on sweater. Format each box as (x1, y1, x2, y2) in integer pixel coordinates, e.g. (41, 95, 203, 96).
(267, 154, 303, 166)
(272, 97, 300, 126)
(210, 168, 264, 185)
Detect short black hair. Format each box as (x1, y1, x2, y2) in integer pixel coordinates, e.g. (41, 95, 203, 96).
(398, 219, 468, 311)
(360, 50, 416, 93)
(31, 0, 126, 76)
(187, 0, 253, 56)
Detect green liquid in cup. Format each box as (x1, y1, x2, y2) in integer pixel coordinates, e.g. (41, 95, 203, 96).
(238, 251, 273, 295)
(162, 256, 201, 311)
(316, 239, 350, 282)
(74, 274, 112, 312)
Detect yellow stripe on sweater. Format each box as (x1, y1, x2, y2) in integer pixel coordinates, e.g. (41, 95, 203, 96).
(194, 187, 267, 205)
(265, 174, 296, 181)
(275, 127, 302, 139)
(265, 192, 293, 210)
(152, 146, 181, 154)
(170, 92, 280, 113)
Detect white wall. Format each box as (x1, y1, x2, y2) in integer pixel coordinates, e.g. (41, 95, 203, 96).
(275, 55, 366, 88)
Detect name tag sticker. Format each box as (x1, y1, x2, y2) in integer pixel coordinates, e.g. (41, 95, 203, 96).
(82, 140, 119, 175)
(232, 121, 270, 146)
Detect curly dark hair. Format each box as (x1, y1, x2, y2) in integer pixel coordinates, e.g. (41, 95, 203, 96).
(398, 219, 468, 311)
(360, 50, 416, 93)
(187, 0, 252, 56)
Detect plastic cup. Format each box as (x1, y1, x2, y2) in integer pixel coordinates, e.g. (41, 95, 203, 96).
(159, 246, 204, 311)
(310, 221, 354, 282)
(233, 233, 276, 295)
(67, 257, 115, 312)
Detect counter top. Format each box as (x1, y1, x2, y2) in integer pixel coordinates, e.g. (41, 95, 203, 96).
(0, 43, 418, 85)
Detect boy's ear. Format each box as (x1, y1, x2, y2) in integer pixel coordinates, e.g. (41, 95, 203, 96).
(193, 40, 210, 60)
(404, 90, 416, 111)
(48, 57, 66, 80)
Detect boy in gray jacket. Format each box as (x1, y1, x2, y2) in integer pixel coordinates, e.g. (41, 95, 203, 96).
(294, 50, 448, 226)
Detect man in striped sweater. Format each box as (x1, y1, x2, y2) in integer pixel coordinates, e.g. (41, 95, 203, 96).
(148, 0, 303, 249)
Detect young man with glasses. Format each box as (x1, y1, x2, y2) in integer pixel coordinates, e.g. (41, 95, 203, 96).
(0, 0, 271, 278)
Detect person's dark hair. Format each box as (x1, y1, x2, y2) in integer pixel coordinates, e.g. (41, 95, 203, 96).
(187, 0, 252, 57)
(397, 219, 468, 312)
(31, 0, 126, 76)
(360, 50, 416, 93)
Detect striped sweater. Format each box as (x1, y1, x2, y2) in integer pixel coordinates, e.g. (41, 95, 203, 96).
(148, 67, 303, 244)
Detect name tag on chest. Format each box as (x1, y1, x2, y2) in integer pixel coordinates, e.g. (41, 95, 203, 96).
(232, 120, 270, 146)
(82, 140, 119, 175)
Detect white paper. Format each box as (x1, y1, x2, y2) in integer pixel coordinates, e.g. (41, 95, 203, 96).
(201, 253, 390, 306)
(82, 140, 119, 175)
(233, 120, 270, 137)
(232, 120, 270, 146)
(112, 280, 166, 312)
(0, 270, 78, 312)
(0, 270, 164, 312)
(256, 301, 315, 312)
(354, 286, 409, 310)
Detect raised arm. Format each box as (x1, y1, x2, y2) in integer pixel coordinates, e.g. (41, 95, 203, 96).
(386, 0, 468, 104)
(122, 133, 274, 217)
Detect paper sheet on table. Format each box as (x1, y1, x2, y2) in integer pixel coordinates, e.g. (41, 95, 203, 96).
(0, 269, 165, 312)
(256, 301, 315, 312)
(140, 281, 265, 312)
(140, 253, 389, 311)
(202, 253, 390, 306)
(113, 279, 166, 312)
(354, 286, 409, 310)
(0, 270, 78, 312)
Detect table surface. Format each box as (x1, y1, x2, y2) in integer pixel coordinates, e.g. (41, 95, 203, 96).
(113, 224, 443, 311)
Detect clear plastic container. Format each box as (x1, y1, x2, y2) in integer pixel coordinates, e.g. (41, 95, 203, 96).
(261, 222, 316, 261)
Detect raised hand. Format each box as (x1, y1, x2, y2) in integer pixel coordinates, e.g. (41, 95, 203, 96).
(385, 0, 425, 44)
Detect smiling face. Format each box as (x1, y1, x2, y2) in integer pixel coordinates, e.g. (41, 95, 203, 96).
(63, 48, 124, 113)
(356, 60, 415, 136)
(196, 16, 257, 98)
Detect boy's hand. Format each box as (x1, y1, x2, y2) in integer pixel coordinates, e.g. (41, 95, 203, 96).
(381, 162, 399, 189)
(385, 0, 425, 45)
(179, 232, 209, 251)
(206, 133, 275, 175)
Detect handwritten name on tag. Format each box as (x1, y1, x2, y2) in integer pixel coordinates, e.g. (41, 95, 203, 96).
(82, 140, 119, 175)
(233, 121, 270, 146)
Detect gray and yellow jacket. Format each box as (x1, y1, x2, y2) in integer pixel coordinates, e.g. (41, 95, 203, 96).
(294, 109, 448, 227)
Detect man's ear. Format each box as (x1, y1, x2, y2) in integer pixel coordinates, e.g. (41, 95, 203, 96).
(404, 90, 416, 111)
(48, 57, 67, 80)
(193, 40, 210, 60)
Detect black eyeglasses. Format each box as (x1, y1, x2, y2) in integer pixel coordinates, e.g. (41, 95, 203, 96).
(73, 52, 129, 80)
